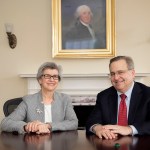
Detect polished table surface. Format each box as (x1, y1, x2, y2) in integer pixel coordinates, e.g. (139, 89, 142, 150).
(0, 130, 150, 150)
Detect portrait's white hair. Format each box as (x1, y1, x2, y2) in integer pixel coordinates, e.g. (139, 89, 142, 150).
(75, 5, 93, 19)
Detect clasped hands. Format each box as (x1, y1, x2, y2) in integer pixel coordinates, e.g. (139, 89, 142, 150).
(24, 120, 51, 134)
(93, 125, 132, 140)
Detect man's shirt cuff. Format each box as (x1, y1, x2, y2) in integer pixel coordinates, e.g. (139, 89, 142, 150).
(130, 125, 138, 135)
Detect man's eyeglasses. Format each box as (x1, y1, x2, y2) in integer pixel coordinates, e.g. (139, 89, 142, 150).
(42, 74, 59, 80)
(108, 69, 132, 78)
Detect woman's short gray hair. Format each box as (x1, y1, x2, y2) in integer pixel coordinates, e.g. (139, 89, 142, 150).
(36, 62, 62, 81)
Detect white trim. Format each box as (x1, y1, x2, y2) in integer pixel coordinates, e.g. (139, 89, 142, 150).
(20, 73, 150, 106)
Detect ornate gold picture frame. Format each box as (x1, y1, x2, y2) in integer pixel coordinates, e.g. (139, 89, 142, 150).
(52, 0, 115, 58)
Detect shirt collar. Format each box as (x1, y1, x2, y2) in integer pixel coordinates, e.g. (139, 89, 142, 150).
(117, 81, 135, 99)
(80, 20, 90, 27)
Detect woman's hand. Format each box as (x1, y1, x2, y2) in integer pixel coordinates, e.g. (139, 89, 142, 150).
(24, 120, 51, 134)
(36, 123, 51, 134)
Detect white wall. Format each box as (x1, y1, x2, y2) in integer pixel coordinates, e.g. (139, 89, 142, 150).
(0, 0, 150, 121)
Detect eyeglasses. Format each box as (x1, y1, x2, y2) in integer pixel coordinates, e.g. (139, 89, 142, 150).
(42, 74, 59, 80)
(108, 69, 131, 78)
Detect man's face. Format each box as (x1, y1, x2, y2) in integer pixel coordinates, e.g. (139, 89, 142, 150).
(79, 9, 92, 24)
(109, 59, 135, 93)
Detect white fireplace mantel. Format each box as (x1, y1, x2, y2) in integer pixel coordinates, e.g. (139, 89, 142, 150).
(20, 73, 150, 105)
(20, 73, 110, 95)
(20, 73, 150, 78)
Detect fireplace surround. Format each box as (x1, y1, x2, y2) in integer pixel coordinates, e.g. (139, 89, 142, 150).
(20, 73, 150, 128)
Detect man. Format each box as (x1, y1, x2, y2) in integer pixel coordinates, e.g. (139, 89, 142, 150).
(64, 5, 105, 49)
(86, 56, 150, 139)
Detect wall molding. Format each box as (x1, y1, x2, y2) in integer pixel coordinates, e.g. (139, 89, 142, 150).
(20, 73, 150, 105)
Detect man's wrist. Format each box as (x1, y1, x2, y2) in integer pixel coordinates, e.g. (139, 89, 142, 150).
(129, 125, 138, 135)
(92, 124, 102, 133)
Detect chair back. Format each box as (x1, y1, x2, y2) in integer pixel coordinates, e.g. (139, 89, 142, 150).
(3, 97, 23, 116)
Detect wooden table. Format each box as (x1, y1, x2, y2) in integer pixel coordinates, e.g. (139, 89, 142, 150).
(0, 130, 150, 150)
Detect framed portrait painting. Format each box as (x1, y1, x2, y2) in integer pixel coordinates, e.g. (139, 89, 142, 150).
(52, 0, 115, 58)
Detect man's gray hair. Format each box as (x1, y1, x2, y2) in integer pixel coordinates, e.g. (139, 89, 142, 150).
(75, 5, 93, 19)
(109, 56, 134, 70)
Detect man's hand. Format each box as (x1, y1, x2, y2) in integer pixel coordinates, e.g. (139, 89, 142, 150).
(93, 125, 117, 139)
(104, 125, 133, 136)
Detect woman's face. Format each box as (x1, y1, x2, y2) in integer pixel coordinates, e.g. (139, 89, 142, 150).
(38, 68, 59, 92)
(79, 9, 92, 24)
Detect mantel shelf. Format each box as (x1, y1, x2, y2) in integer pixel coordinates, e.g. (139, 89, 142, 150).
(20, 73, 150, 78)
(20, 73, 150, 105)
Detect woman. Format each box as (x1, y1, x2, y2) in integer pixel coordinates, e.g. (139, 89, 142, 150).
(0, 62, 78, 134)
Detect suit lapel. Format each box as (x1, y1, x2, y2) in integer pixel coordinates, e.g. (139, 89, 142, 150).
(108, 89, 118, 124)
(35, 92, 45, 122)
(128, 83, 142, 123)
(51, 92, 59, 122)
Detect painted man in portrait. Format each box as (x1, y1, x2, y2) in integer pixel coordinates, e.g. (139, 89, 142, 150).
(63, 5, 106, 49)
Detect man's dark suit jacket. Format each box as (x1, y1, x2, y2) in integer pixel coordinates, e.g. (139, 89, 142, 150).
(86, 82, 150, 135)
